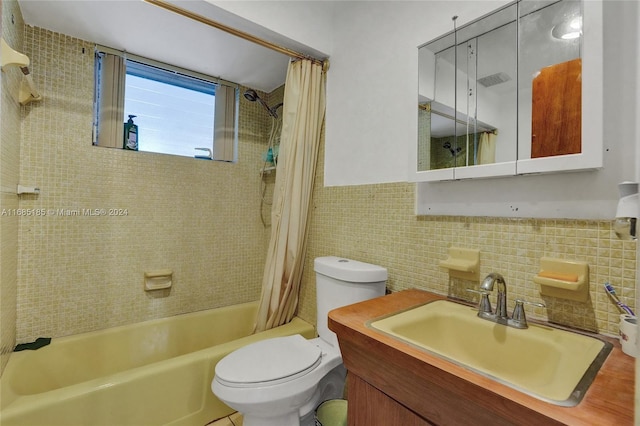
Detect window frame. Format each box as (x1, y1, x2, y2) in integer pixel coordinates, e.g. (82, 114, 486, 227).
(93, 45, 238, 162)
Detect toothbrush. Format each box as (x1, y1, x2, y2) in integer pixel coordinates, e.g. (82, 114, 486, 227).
(604, 282, 635, 316)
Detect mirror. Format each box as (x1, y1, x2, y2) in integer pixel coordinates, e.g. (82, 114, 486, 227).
(415, 0, 601, 181)
(518, 0, 582, 161)
(418, 4, 517, 174)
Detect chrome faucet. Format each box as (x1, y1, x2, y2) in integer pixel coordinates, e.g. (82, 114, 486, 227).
(470, 272, 545, 329)
(480, 272, 508, 320)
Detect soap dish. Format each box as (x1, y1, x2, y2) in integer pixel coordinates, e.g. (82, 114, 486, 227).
(533, 257, 589, 302)
(144, 269, 173, 291)
(439, 247, 480, 281)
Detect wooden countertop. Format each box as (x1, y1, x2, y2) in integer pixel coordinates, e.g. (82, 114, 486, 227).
(328, 289, 635, 425)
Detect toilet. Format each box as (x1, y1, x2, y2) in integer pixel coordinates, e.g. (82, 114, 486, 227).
(211, 256, 387, 426)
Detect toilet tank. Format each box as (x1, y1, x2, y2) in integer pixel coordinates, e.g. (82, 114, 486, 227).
(314, 256, 387, 347)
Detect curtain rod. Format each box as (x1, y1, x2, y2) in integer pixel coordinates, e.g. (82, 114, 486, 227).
(143, 0, 325, 67)
(419, 103, 497, 134)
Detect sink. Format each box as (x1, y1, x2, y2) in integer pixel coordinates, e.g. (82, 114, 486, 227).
(368, 299, 612, 406)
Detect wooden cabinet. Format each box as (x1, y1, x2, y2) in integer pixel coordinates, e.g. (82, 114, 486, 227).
(347, 374, 434, 426)
(329, 290, 634, 426)
(531, 59, 582, 158)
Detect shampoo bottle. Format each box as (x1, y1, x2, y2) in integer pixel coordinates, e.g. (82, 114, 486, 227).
(123, 115, 138, 151)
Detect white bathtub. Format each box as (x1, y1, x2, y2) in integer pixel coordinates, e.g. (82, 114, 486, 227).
(0, 301, 315, 426)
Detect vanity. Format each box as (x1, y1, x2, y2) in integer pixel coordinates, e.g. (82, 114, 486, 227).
(328, 289, 634, 425)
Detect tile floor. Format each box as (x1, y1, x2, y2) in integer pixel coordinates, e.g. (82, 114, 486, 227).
(207, 412, 243, 426)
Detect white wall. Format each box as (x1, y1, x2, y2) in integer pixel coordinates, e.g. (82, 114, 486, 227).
(324, 1, 507, 186)
(210, 1, 638, 220)
(209, 0, 334, 57)
(210, 1, 506, 186)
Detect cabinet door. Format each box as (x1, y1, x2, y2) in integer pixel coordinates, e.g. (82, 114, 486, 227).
(413, 0, 603, 182)
(531, 59, 582, 158)
(516, 0, 602, 175)
(347, 374, 435, 426)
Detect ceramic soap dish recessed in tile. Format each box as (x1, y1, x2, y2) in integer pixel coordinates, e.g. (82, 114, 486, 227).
(534, 257, 589, 302)
(439, 247, 480, 282)
(144, 269, 173, 291)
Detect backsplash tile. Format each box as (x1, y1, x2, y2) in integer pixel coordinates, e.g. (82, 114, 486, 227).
(300, 140, 635, 337)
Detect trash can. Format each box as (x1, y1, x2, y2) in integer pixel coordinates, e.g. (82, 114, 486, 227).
(315, 399, 348, 426)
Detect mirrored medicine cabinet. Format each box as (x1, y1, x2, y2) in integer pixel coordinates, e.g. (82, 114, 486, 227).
(412, 0, 603, 182)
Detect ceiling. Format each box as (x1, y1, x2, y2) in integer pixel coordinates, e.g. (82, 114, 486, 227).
(17, 0, 301, 93)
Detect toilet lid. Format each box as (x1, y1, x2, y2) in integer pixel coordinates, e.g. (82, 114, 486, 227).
(215, 334, 322, 387)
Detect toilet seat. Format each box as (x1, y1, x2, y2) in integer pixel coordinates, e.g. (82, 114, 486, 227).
(215, 335, 322, 388)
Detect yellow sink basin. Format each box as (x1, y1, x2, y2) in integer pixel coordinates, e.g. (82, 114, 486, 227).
(368, 300, 612, 406)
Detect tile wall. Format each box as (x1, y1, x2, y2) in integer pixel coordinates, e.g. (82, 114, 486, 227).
(2, 4, 635, 376)
(299, 137, 637, 337)
(13, 25, 277, 342)
(0, 0, 25, 373)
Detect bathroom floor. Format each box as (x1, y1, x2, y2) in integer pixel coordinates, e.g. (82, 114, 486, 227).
(207, 412, 243, 426)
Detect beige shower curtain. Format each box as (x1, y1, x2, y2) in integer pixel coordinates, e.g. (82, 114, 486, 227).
(254, 59, 326, 332)
(477, 132, 497, 165)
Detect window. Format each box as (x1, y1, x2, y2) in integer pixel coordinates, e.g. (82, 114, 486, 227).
(93, 46, 238, 162)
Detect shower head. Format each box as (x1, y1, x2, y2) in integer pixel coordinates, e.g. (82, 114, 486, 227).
(244, 89, 259, 102)
(443, 141, 462, 157)
(243, 89, 282, 119)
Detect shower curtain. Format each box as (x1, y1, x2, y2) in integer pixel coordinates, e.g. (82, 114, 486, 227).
(254, 59, 326, 332)
(477, 132, 497, 164)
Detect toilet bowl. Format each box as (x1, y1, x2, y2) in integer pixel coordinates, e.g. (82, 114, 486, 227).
(213, 335, 345, 426)
(211, 256, 387, 426)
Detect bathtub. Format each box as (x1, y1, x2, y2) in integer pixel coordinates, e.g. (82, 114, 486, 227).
(0, 301, 315, 426)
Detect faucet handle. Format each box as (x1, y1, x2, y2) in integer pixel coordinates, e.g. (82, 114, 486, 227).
(466, 288, 492, 314)
(511, 299, 546, 328)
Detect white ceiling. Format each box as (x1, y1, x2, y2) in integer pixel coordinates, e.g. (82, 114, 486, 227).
(17, 0, 302, 93)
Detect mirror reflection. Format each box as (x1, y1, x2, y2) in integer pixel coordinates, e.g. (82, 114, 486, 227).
(418, 0, 583, 175)
(518, 0, 582, 160)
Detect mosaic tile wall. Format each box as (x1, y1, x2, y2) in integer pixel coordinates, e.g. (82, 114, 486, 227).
(14, 26, 277, 342)
(299, 134, 637, 337)
(4, 13, 635, 358)
(0, 0, 24, 373)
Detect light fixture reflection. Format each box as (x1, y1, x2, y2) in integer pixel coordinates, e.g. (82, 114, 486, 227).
(552, 16, 582, 40)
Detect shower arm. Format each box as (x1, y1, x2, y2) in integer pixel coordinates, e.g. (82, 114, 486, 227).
(257, 98, 278, 118)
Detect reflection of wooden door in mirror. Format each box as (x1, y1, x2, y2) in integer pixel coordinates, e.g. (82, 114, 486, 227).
(531, 58, 581, 158)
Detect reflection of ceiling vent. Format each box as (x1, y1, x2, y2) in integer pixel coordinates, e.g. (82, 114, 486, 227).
(478, 72, 511, 87)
